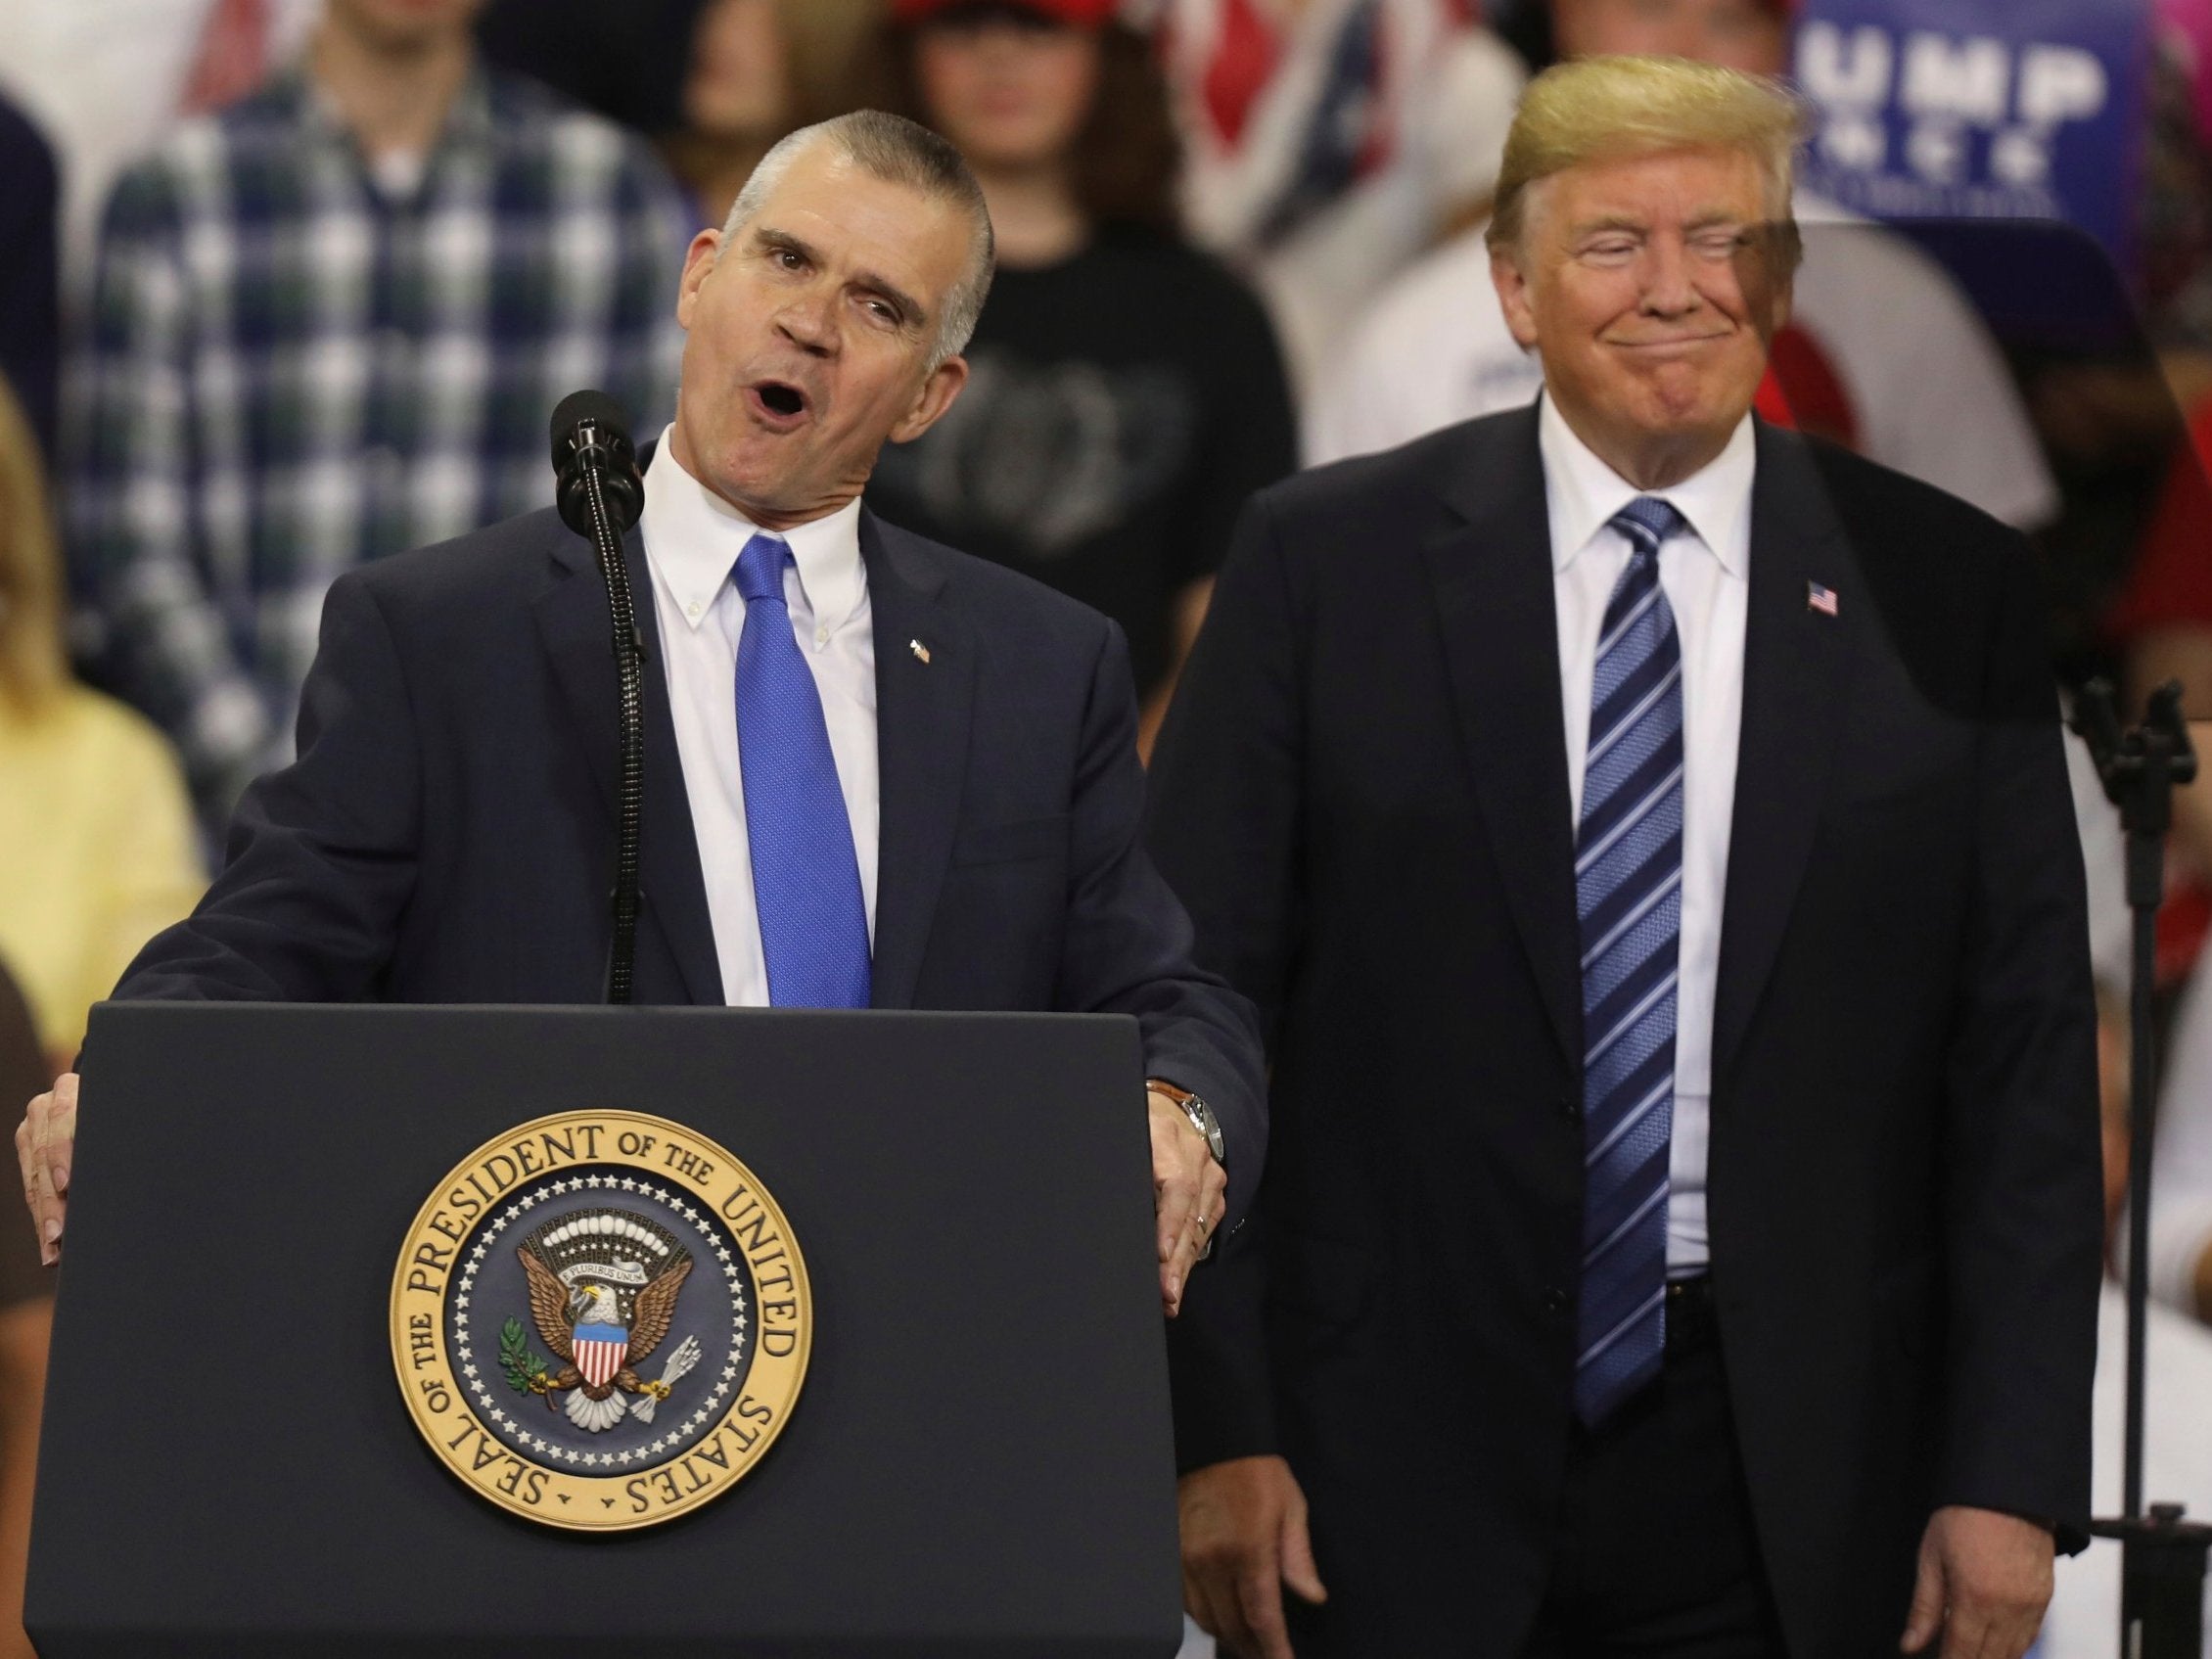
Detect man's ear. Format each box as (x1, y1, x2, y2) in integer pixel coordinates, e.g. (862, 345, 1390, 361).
(889, 354, 970, 444)
(674, 229, 724, 332)
(1493, 245, 1541, 351)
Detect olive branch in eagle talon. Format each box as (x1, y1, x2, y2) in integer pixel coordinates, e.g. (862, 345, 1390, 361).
(512, 1236, 696, 1432)
(499, 1317, 550, 1395)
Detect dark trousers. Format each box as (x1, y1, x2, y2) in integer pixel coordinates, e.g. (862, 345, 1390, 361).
(1521, 1281, 1788, 1659)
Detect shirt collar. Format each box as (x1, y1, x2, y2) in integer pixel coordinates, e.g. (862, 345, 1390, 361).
(296, 63, 497, 173)
(640, 426, 867, 634)
(1538, 392, 1756, 579)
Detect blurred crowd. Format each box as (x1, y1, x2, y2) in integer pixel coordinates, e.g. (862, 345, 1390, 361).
(4, 0, 2212, 1651)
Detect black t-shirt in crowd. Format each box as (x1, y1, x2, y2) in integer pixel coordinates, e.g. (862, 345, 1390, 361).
(865, 227, 1297, 698)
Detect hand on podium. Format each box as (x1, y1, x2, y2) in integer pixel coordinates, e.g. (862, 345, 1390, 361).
(20, 1076, 1230, 1304)
(1149, 1086, 1225, 1317)
(17, 1073, 74, 1267)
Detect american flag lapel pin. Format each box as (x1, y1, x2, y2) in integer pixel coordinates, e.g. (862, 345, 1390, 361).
(1807, 580, 1839, 619)
(909, 638, 931, 665)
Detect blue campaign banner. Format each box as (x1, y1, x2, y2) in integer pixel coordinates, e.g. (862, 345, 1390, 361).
(1792, 0, 2155, 278)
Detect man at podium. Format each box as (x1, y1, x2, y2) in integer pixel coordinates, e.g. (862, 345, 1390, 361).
(17, 110, 1260, 1322)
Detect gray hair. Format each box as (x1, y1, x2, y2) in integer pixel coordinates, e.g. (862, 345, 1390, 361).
(720, 110, 996, 373)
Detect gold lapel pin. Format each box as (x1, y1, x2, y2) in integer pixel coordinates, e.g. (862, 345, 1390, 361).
(910, 638, 932, 665)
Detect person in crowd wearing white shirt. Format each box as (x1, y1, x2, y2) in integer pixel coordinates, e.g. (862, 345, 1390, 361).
(2140, 919, 2212, 1330)
(1304, 0, 2059, 533)
(18, 110, 1266, 1329)
(0, 0, 323, 280)
(1156, 0, 1527, 397)
(2036, 988, 2212, 1655)
(1149, 54, 2099, 1659)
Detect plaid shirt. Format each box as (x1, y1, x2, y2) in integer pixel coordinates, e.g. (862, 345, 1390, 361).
(69, 66, 691, 823)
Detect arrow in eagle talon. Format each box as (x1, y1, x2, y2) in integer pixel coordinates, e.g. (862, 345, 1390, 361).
(629, 1334, 704, 1423)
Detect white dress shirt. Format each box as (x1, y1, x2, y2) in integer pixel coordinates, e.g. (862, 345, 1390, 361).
(639, 432, 880, 1007)
(1543, 395, 1754, 1275)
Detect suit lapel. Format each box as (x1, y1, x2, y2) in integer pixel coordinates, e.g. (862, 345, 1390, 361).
(530, 520, 724, 1005)
(863, 511, 976, 1010)
(1711, 424, 1857, 1082)
(1426, 409, 1584, 1069)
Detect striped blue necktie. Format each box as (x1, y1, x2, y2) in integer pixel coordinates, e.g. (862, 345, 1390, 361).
(732, 532, 871, 1008)
(1574, 496, 1686, 1427)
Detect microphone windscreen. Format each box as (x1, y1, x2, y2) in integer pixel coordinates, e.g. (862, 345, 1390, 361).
(549, 390, 632, 472)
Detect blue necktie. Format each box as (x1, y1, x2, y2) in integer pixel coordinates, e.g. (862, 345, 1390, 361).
(732, 532, 871, 1008)
(1574, 496, 1686, 1427)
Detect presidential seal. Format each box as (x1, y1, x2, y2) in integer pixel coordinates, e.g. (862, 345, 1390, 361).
(390, 1110, 811, 1531)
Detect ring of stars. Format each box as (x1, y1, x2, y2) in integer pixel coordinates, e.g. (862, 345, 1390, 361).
(449, 1170, 753, 1473)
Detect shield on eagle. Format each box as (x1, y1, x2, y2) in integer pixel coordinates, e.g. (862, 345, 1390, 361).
(573, 1318, 628, 1389)
(513, 1206, 695, 1431)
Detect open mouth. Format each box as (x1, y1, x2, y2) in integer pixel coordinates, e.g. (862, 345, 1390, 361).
(750, 381, 808, 423)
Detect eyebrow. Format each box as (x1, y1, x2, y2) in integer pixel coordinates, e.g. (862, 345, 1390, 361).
(1571, 210, 1753, 236)
(753, 225, 929, 332)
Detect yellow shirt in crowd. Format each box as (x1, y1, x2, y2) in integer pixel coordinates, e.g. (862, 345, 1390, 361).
(0, 687, 204, 1064)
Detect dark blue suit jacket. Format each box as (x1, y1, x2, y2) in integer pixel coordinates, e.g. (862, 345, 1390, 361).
(114, 499, 1267, 1220)
(1147, 410, 2101, 1658)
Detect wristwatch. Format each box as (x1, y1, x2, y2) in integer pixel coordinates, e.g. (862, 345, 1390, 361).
(1148, 1078, 1224, 1169)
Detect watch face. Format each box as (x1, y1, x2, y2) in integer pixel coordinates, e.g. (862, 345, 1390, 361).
(1185, 1101, 1223, 1163)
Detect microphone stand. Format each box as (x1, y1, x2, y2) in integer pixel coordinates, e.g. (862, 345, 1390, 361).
(553, 407, 648, 1004)
(2072, 678, 2209, 1659)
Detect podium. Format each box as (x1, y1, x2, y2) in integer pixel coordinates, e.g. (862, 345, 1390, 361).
(25, 1002, 1184, 1657)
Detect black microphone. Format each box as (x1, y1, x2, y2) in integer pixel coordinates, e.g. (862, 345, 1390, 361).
(548, 390, 649, 1004)
(549, 390, 644, 538)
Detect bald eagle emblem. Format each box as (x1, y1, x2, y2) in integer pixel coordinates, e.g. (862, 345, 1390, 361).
(506, 1207, 702, 1433)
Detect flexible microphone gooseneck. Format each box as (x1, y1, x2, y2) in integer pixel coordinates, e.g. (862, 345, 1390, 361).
(549, 391, 648, 1004)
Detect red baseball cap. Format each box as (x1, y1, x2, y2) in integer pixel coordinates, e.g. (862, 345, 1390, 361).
(892, 0, 1122, 26)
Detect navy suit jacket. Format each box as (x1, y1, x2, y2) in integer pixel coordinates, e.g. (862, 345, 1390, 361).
(114, 498, 1267, 1221)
